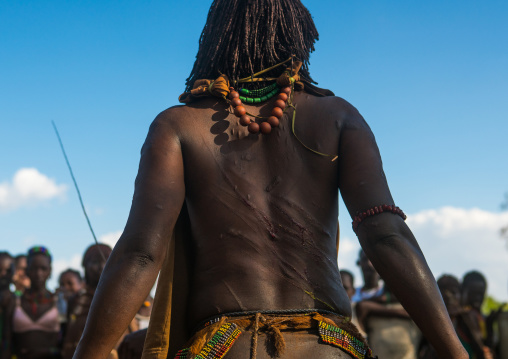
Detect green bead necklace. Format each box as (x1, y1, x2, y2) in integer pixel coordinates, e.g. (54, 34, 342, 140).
(239, 83, 280, 103)
(239, 82, 279, 96)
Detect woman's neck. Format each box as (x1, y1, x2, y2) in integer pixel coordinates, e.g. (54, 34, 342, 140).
(26, 286, 47, 296)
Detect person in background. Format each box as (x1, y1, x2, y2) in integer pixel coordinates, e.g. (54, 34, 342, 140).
(493, 282, 508, 359)
(419, 274, 462, 359)
(437, 275, 462, 321)
(12, 254, 30, 297)
(61, 244, 116, 359)
(351, 249, 383, 303)
(356, 284, 421, 359)
(0, 252, 15, 359)
(11, 246, 60, 359)
(58, 269, 84, 301)
(117, 329, 147, 359)
(339, 270, 356, 301)
(339, 269, 366, 337)
(57, 269, 84, 331)
(457, 271, 493, 359)
(483, 298, 508, 358)
(354, 254, 421, 359)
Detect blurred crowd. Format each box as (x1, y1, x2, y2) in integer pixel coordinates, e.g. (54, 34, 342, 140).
(340, 250, 508, 359)
(0, 246, 151, 359)
(1, 246, 507, 359)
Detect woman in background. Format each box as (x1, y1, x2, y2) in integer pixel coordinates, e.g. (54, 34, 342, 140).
(61, 244, 116, 359)
(58, 269, 83, 301)
(11, 246, 60, 359)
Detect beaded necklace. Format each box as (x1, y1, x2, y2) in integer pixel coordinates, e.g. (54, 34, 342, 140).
(225, 56, 297, 135)
(24, 290, 53, 317)
(178, 56, 338, 160)
(228, 84, 292, 135)
(239, 82, 279, 103)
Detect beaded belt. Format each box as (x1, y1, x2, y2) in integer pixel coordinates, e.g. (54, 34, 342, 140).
(174, 309, 375, 359)
(174, 322, 241, 359)
(192, 308, 339, 334)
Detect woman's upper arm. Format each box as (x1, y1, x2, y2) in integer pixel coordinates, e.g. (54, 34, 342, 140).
(117, 112, 186, 263)
(337, 105, 395, 219)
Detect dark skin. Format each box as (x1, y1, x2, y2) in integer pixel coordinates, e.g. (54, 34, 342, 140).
(58, 272, 83, 300)
(118, 329, 147, 359)
(83, 254, 107, 292)
(115, 296, 153, 358)
(419, 280, 465, 359)
(0, 256, 14, 291)
(355, 291, 411, 332)
(461, 279, 486, 312)
(14, 254, 59, 359)
(357, 250, 380, 292)
(355, 254, 411, 332)
(13, 256, 30, 294)
(62, 251, 110, 359)
(458, 279, 492, 359)
(339, 272, 355, 300)
(0, 256, 15, 359)
(485, 303, 506, 351)
(439, 285, 461, 317)
(74, 93, 467, 358)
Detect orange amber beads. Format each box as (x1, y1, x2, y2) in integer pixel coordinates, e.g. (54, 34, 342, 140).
(230, 86, 291, 135)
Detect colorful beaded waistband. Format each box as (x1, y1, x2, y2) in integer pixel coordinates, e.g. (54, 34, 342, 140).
(193, 308, 340, 333)
(176, 310, 375, 359)
(318, 321, 374, 359)
(174, 322, 241, 359)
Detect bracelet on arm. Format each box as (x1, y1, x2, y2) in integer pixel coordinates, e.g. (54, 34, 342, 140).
(352, 204, 407, 232)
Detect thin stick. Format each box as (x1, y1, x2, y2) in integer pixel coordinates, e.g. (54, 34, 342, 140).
(52, 121, 105, 261)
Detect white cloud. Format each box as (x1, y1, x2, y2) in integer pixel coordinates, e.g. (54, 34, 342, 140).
(0, 168, 67, 212)
(338, 236, 360, 275)
(99, 230, 123, 248)
(407, 207, 508, 300)
(339, 207, 508, 301)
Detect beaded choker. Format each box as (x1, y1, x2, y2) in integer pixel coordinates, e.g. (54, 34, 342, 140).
(225, 56, 299, 135)
(24, 290, 54, 316)
(239, 82, 279, 103)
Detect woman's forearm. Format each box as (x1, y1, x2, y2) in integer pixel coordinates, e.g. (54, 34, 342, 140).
(72, 247, 163, 359)
(357, 215, 467, 359)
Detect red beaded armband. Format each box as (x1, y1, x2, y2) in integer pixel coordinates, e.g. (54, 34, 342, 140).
(352, 204, 407, 231)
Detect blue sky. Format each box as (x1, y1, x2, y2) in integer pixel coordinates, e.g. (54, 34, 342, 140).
(1, 1, 507, 300)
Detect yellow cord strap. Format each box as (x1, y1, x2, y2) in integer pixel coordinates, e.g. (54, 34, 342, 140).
(237, 77, 278, 83)
(230, 57, 338, 161)
(288, 104, 337, 161)
(237, 57, 294, 83)
(286, 84, 338, 162)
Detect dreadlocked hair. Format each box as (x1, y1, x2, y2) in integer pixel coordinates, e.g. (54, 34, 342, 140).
(185, 0, 319, 92)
